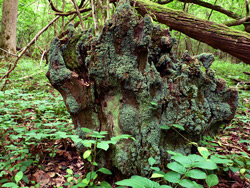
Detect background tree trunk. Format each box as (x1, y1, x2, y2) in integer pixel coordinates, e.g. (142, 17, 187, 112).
(0, 0, 18, 56)
(47, 0, 238, 176)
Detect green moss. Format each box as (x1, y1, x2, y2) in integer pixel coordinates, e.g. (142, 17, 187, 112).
(47, 0, 238, 176)
(66, 94, 79, 114)
(119, 104, 139, 136)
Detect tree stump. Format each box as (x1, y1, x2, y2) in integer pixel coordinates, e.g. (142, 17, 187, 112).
(46, 0, 238, 176)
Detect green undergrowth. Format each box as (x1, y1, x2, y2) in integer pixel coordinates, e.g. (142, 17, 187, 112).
(0, 58, 250, 187)
(211, 59, 250, 85)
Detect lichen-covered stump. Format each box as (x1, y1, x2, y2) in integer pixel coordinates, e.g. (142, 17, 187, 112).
(46, 0, 238, 176)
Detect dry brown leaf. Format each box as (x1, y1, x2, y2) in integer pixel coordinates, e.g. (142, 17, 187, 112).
(32, 170, 50, 187)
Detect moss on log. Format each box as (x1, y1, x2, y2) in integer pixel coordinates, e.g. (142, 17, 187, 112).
(47, 0, 238, 176)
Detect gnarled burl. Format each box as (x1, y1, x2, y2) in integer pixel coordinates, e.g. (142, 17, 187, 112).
(46, 0, 238, 176)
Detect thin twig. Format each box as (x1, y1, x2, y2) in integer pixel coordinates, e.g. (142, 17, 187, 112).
(91, 0, 97, 35)
(19, 70, 44, 80)
(71, 0, 85, 30)
(0, 48, 18, 57)
(39, 50, 47, 69)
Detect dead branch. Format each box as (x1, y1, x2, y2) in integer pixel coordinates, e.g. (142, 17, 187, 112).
(225, 16, 250, 27)
(54, 8, 91, 16)
(71, 0, 85, 30)
(0, 16, 60, 90)
(48, 0, 63, 13)
(178, 0, 241, 19)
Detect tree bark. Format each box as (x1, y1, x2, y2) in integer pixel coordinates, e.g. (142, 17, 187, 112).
(131, 0, 250, 64)
(47, 0, 238, 176)
(0, 0, 19, 56)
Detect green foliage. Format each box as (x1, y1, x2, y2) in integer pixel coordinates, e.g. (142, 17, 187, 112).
(62, 129, 134, 187)
(117, 146, 233, 187)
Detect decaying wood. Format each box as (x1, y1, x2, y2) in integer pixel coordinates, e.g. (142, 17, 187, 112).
(47, 0, 238, 176)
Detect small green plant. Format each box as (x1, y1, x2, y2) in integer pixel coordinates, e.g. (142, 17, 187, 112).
(62, 128, 135, 187)
(116, 147, 233, 188)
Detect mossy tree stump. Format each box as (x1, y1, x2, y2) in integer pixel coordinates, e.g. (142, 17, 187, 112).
(46, 0, 238, 176)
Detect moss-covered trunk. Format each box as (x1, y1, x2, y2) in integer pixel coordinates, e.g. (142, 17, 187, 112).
(122, 0, 250, 64)
(47, 0, 238, 176)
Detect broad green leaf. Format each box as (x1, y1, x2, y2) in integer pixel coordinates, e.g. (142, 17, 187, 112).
(179, 179, 203, 188)
(210, 155, 233, 164)
(188, 154, 206, 163)
(15, 171, 23, 184)
(2, 182, 19, 188)
(100, 181, 112, 188)
(81, 140, 95, 148)
(206, 174, 219, 188)
(240, 168, 246, 174)
(193, 160, 217, 170)
(148, 157, 156, 166)
(185, 169, 207, 179)
(160, 125, 170, 130)
(67, 177, 73, 182)
(171, 154, 192, 167)
(116, 175, 160, 188)
(66, 168, 73, 175)
(150, 167, 160, 172)
(167, 162, 186, 174)
(83, 150, 92, 159)
(164, 171, 180, 183)
(97, 142, 110, 151)
(151, 172, 164, 178)
(229, 166, 240, 173)
(167, 150, 177, 156)
(160, 186, 172, 188)
(97, 168, 112, 175)
(173, 124, 185, 131)
(76, 182, 88, 187)
(198, 147, 210, 159)
(86, 172, 97, 181)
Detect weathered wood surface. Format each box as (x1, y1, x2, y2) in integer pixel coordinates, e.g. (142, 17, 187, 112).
(47, 0, 238, 176)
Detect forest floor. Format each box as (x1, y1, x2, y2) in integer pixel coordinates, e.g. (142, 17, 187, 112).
(0, 58, 250, 188)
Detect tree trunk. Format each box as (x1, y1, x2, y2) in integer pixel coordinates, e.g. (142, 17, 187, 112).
(0, 0, 18, 56)
(127, 0, 250, 64)
(47, 0, 238, 176)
